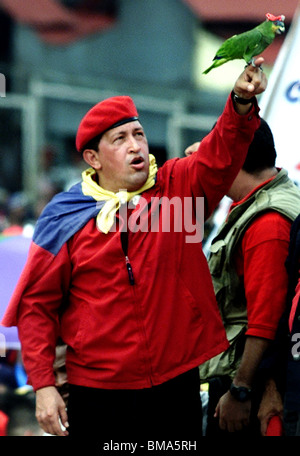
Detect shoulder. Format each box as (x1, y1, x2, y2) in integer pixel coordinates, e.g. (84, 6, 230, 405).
(243, 211, 292, 249)
(155, 157, 184, 186)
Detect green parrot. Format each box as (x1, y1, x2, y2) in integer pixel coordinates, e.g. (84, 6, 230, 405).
(203, 13, 285, 74)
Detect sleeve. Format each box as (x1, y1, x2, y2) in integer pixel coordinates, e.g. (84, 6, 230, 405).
(240, 212, 292, 340)
(159, 93, 261, 220)
(16, 243, 72, 391)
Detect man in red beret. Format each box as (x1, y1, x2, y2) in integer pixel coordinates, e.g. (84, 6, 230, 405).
(2, 58, 267, 440)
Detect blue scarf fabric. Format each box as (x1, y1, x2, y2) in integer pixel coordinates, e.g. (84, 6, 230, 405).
(33, 182, 105, 255)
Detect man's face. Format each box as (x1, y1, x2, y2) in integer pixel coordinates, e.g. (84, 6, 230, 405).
(95, 120, 150, 193)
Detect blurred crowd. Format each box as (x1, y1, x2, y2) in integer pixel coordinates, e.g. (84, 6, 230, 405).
(0, 354, 43, 436)
(0, 144, 86, 238)
(0, 145, 86, 436)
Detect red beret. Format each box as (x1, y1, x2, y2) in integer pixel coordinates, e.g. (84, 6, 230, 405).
(76, 95, 139, 152)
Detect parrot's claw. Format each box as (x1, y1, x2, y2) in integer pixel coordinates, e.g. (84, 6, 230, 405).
(245, 58, 263, 71)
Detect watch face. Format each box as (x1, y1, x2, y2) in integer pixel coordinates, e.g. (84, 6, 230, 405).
(230, 384, 251, 402)
(238, 389, 249, 401)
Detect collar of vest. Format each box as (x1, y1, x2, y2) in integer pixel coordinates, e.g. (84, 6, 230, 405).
(210, 169, 299, 252)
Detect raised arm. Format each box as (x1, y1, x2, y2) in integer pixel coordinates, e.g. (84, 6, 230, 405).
(232, 57, 267, 115)
(166, 57, 267, 219)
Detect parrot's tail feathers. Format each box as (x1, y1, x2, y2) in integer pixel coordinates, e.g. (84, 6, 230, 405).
(202, 58, 227, 74)
(202, 65, 214, 74)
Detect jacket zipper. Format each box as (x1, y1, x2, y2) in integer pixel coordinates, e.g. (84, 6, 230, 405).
(120, 224, 153, 385)
(125, 255, 135, 286)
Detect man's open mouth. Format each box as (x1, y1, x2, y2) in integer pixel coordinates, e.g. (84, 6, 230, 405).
(130, 156, 145, 169)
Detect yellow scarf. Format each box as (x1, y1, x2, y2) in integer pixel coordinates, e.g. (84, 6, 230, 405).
(81, 154, 157, 233)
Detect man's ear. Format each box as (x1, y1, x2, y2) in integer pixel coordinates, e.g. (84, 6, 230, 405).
(82, 149, 102, 170)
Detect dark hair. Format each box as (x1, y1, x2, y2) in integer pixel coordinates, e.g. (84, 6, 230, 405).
(242, 118, 277, 173)
(81, 133, 103, 153)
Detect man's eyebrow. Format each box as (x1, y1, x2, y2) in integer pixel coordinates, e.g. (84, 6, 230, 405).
(110, 126, 144, 138)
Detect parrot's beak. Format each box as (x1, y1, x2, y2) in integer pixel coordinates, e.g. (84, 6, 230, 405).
(274, 21, 285, 34)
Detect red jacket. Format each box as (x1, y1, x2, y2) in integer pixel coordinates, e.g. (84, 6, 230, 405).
(2, 95, 260, 391)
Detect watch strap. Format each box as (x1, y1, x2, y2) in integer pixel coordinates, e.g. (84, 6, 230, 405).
(232, 91, 255, 105)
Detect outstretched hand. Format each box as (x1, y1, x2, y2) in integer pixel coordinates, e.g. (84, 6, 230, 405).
(233, 56, 267, 100)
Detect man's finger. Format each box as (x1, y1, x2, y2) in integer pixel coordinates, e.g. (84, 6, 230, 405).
(247, 56, 265, 71)
(252, 56, 265, 68)
(59, 405, 69, 435)
(219, 417, 227, 431)
(49, 415, 68, 436)
(38, 409, 68, 436)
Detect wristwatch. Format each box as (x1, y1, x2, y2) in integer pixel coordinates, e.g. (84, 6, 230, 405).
(229, 383, 252, 402)
(232, 91, 255, 105)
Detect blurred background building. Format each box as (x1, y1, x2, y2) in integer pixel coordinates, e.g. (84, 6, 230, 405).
(0, 0, 298, 209)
